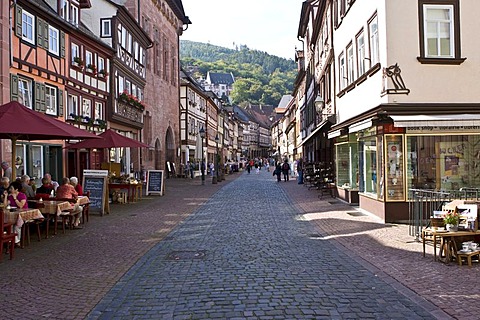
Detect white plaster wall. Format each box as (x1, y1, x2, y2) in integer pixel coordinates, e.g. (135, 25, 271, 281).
(333, 1, 388, 125)
(82, 0, 116, 48)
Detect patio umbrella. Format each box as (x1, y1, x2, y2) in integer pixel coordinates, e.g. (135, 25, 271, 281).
(66, 129, 150, 149)
(67, 129, 150, 173)
(0, 101, 100, 178)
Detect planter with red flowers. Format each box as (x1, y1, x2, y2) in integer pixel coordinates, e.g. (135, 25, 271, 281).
(118, 91, 146, 111)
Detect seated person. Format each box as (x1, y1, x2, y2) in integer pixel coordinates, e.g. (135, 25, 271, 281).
(21, 174, 36, 198)
(36, 177, 54, 196)
(56, 177, 83, 228)
(3, 180, 28, 246)
(70, 176, 83, 196)
(0, 176, 9, 201)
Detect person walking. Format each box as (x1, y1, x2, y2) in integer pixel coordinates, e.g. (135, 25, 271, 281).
(297, 158, 304, 184)
(274, 161, 282, 182)
(282, 159, 290, 182)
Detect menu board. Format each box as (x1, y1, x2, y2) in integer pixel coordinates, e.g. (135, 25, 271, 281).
(83, 175, 108, 215)
(146, 170, 164, 195)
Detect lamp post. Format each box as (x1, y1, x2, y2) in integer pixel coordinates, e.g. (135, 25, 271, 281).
(215, 134, 219, 183)
(199, 127, 205, 185)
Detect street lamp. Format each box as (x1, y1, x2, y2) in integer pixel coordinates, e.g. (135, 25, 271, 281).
(199, 127, 205, 185)
(215, 134, 219, 183)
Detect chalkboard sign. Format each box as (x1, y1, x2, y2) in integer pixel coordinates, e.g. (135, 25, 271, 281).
(146, 170, 164, 195)
(83, 175, 108, 215)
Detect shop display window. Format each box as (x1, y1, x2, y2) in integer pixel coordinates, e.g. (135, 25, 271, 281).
(336, 134, 359, 189)
(385, 135, 404, 201)
(406, 135, 479, 199)
(359, 134, 380, 197)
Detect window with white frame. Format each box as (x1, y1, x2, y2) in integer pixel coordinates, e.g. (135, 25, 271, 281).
(347, 45, 354, 84)
(125, 79, 131, 94)
(18, 77, 32, 108)
(60, 0, 69, 22)
(424, 5, 454, 58)
(45, 85, 57, 115)
(70, 4, 78, 26)
(94, 102, 103, 120)
(98, 57, 105, 74)
(71, 43, 80, 62)
(357, 31, 365, 75)
(101, 19, 112, 37)
(118, 75, 124, 94)
(85, 51, 93, 68)
(67, 94, 78, 118)
(368, 14, 379, 66)
(82, 98, 91, 117)
(22, 10, 35, 44)
(48, 26, 59, 55)
(339, 52, 346, 90)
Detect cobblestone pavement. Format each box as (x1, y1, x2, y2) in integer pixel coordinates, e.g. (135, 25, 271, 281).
(0, 168, 477, 319)
(86, 170, 442, 319)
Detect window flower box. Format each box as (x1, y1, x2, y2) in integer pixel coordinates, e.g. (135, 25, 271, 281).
(86, 64, 97, 75)
(72, 56, 84, 69)
(118, 91, 146, 111)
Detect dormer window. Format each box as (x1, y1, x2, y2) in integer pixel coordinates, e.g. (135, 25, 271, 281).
(60, 0, 69, 22)
(70, 5, 79, 26)
(60, 0, 79, 26)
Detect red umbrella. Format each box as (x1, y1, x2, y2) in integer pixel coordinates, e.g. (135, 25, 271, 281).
(67, 129, 150, 149)
(0, 101, 100, 177)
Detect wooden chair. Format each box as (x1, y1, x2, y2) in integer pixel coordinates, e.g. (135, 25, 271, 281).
(1, 209, 18, 261)
(82, 191, 90, 224)
(52, 198, 77, 234)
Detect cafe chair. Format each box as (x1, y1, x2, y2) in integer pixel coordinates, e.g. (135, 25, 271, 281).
(53, 198, 77, 233)
(21, 218, 43, 247)
(82, 191, 90, 224)
(1, 209, 17, 261)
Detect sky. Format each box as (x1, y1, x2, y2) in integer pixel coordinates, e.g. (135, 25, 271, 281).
(181, 0, 304, 60)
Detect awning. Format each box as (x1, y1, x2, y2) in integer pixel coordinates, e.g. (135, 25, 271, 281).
(328, 129, 342, 139)
(297, 120, 329, 148)
(349, 118, 373, 133)
(391, 114, 480, 127)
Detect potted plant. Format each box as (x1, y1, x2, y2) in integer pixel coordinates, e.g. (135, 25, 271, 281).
(444, 211, 459, 231)
(73, 56, 84, 68)
(86, 64, 97, 74)
(98, 69, 109, 78)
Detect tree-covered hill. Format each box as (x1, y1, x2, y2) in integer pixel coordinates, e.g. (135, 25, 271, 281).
(180, 40, 297, 106)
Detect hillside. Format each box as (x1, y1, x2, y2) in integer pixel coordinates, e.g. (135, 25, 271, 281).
(180, 40, 297, 106)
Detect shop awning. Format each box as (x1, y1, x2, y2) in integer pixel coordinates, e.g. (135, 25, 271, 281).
(297, 120, 329, 148)
(391, 114, 480, 127)
(328, 129, 342, 139)
(349, 118, 373, 133)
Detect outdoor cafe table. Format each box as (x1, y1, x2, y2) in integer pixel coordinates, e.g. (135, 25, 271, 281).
(30, 200, 72, 238)
(422, 228, 480, 263)
(3, 207, 44, 245)
(108, 183, 141, 203)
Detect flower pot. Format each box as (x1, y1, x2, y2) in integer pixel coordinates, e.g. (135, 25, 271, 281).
(446, 224, 458, 232)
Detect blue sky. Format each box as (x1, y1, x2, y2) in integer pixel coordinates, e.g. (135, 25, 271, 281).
(181, 0, 304, 60)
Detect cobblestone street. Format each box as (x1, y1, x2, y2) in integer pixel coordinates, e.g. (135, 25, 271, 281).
(1, 169, 477, 319)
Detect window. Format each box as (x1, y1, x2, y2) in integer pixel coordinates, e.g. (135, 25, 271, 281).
(60, 0, 69, 21)
(85, 51, 93, 67)
(94, 102, 103, 120)
(338, 52, 346, 90)
(71, 43, 80, 62)
(70, 4, 78, 26)
(82, 98, 91, 117)
(67, 94, 78, 118)
(45, 85, 57, 115)
(368, 14, 379, 66)
(101, 19, 111, 37)
(118, 75, 124, 94)
(22, 10, 35, 44)
(347, 45, 354, 84)
(418, 0, 462, 64)
(18, 77, 32, 108)
(98, 57, 105, 74)
(424, 5, 453, 57)
(356, 31, 365, 75)
(48, 26, 59, 55)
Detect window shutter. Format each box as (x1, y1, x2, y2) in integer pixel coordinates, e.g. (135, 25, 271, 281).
(60, 31, 65, 57)
(43, 21, 49, 49)
(37, 18, 44, 49)
(15, 5, 23, 38)
(10, 74, 19, 101)
(35, 82, 46, 112)
(58, 89, 64, 116)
